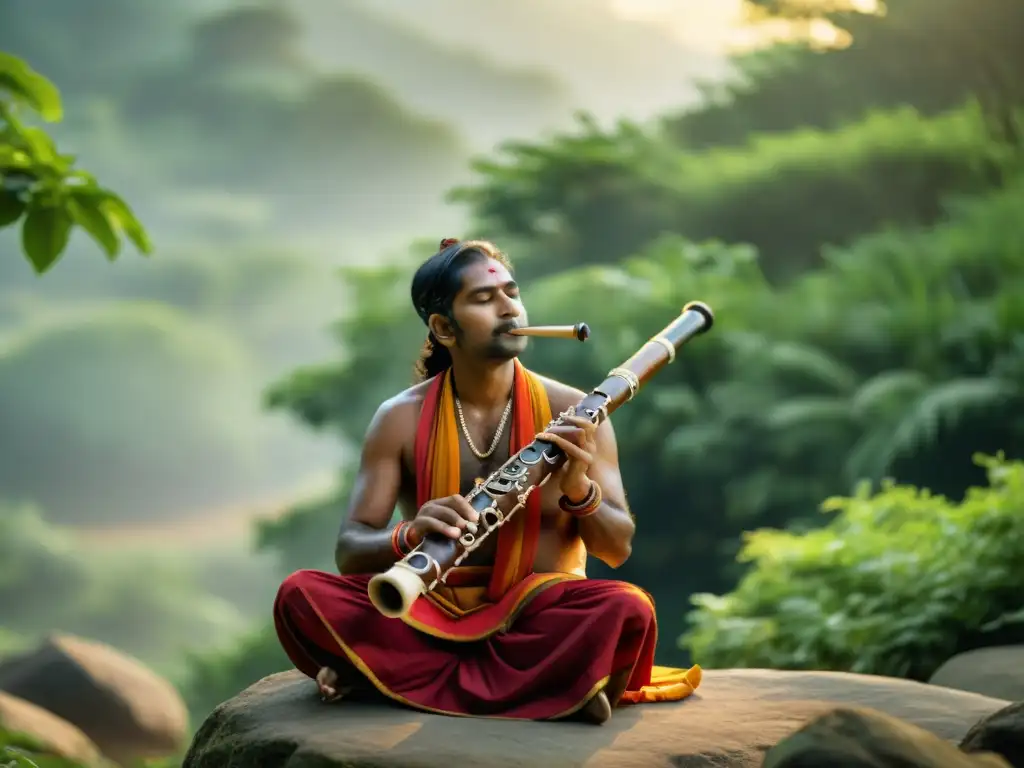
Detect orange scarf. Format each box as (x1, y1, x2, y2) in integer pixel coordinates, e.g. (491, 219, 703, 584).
(414, 359, 552, 601)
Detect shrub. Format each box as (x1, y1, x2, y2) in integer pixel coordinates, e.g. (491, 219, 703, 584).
(682, 453, 1024, 679)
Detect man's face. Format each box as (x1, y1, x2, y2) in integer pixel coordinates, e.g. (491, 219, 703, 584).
(449, 257, 529, 360)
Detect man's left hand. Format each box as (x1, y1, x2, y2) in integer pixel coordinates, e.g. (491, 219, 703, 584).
(537, 414, 598, 502)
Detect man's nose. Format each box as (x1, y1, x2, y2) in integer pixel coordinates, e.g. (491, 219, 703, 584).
(498, 296, 521, 318)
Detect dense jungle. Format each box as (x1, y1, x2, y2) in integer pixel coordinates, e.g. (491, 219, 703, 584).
(1, 0, 1022, 764)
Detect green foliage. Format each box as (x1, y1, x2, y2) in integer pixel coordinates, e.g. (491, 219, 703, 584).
(112, 5, 469, 214)
(0, 734, 93, 768)
(0, 241, 341, 374)
(451, 103, 1013, 282)
(0, 631, 27, 658)
(0, 52, 151, 274)
(0, 504, 88, 629)
(0, 504, 252, 675)
(0, 732, 176, 768)
(253, 479, 350, 575)
(264, 257, 427, 440)
(0, 1, 204, 99)
(667, 0, 1024, 150)
(683, 454, 1024, 679)
(179, 624, 290, 724)
(0, 302, 265, 524)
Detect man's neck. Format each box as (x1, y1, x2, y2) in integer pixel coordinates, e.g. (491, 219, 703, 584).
(450, 357, 516, 409)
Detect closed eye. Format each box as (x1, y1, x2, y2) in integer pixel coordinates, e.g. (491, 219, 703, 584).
(467, 280, 519, 302)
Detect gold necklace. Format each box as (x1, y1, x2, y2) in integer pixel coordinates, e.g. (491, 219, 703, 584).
(454, 393, 513, 460)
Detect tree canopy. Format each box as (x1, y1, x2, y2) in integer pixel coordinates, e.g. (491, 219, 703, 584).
(449, 103, 1016, 283)
(254, 0, 1024, 672)
(665, 0, 1024, 150)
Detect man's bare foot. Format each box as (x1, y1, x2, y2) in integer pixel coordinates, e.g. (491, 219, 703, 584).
(316, 666, 347, 702)
(578, 691, 612, 725)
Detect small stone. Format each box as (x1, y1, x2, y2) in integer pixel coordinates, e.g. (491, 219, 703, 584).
(961, 701, 1024, 768)
(764, 705, 1012, 768)
(930, 646, 1024, 702)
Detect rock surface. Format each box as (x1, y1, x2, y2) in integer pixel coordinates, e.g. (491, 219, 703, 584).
(0, 633, 189, 766)
(931, 646, 1024, 702)
(0, 690, 103, 767)
(961, 701, 1024, 768)
(763, 706, 1012, 767)
(184, 668, 1012, 768)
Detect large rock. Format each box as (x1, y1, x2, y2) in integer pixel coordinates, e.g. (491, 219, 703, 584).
(0, 633, 189, 766)
(764, 706, 1012, 767)
(931, 646, 1024, 702)
(183, 668, 1012, 768)
(962, 701, 1024, 768)
(0, 690, 103, 767)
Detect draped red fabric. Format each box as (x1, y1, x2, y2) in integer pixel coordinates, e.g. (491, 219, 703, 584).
(274, 568, 670, 718)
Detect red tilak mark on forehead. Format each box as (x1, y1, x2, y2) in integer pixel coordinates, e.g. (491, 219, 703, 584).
(487, 267, 497, 273)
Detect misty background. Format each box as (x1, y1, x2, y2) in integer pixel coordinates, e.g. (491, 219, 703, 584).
(0, 0, 746, 678)
(4, 1, 1022, 756)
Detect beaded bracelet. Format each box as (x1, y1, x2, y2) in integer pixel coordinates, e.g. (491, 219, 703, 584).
(390, 521, 418, 558)
(559, 480, 602, 518)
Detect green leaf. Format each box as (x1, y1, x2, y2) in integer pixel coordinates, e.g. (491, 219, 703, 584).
(1, 747, 40, 768)
(62, 187, 153, 256)
(0, 53, 63, 122)
(19, 127, 58, 165)
(0, 146, 32, 169)
(21, 203, 72, 274)
(67, 196, 119, 260)
(98, 192, 153, 254)
(0, 192, 25, 227)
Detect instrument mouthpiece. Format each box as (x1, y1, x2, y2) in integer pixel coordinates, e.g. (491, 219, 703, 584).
(682, 301, 714, 333)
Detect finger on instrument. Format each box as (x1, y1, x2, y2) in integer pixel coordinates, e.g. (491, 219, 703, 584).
(426, 505, 471, 533)
(543, 424, 586, 446)
(562, 415, 596, 432)
(421, 516, 462, 540)
(449, 494, 481, 523)
(436, 495, 474, 522)
(537, 432, 593, 464)
(436, 499, 480, 532)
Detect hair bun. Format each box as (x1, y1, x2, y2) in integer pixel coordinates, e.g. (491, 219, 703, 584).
(439, 238, 460, 249)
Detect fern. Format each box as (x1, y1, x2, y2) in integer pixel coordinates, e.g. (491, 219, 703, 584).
(764, 396, 852, 431)
(843, 425, 905, 485)
(888, 377, 1019, 458)
(849, 369, 929, 420)
(764, 341, 859, 393)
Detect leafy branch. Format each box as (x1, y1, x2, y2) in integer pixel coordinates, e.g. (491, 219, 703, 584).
(682, 453, 1024, 679)
(0, 51, 152, 274)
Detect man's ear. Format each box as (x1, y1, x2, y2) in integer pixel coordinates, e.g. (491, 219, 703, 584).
(428, 314, 456, 348)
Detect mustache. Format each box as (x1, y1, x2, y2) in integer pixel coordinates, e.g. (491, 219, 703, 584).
(495, 322, 522, 335)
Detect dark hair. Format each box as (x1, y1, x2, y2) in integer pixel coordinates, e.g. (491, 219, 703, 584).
(411, 238, 512, 382)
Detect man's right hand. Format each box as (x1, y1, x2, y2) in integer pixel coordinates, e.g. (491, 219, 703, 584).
(411, 495, 481, 541)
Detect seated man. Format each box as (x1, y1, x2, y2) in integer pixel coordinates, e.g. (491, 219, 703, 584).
(273, 238, 701, 724)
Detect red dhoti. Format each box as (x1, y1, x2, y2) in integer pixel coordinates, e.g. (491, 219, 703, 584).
(273, 566, 700, 719)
